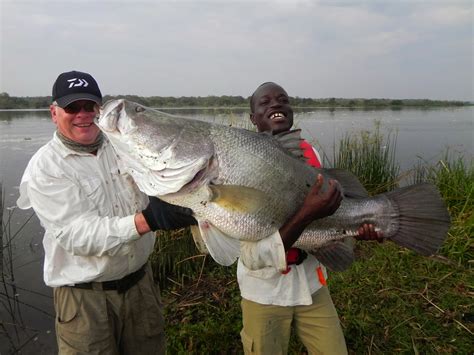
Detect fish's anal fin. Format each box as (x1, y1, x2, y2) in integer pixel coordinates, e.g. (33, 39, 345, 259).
(197, 220, 240, 266)
(311, 240, 355, 271)
(209, 185, 267, 213)
(326, 168, 369, 198)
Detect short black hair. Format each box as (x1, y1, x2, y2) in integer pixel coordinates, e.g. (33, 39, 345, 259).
(249, 81, 277, 113)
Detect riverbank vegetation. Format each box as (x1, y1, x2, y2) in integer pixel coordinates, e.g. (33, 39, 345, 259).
(151, 128, 473, 353)
(0, 92, 470, 110)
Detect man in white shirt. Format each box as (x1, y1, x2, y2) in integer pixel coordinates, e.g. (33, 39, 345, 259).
(17, 70, 196, 354)
(238, 82, 382, 354)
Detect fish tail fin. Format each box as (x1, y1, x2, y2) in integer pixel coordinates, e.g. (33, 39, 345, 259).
(386, 183, 450, 255)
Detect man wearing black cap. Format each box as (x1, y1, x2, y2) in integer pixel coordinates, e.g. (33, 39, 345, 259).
(17, 70, 196, 354)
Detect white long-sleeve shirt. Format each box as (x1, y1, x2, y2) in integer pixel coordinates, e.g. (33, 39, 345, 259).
(237, 232, 327, 306)
(17, 133, 155, 287)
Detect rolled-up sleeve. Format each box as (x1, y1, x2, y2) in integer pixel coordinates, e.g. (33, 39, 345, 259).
(239, 231, 287, 272)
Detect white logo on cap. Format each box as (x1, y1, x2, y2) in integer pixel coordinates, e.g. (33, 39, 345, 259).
(67, 78, 89, 88)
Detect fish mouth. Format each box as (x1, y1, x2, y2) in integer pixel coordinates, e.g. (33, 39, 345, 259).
(97, 99, 125, 133)
(97, 99, 138, 136)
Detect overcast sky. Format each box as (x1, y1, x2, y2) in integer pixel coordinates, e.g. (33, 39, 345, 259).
(1, 0, 472, 100)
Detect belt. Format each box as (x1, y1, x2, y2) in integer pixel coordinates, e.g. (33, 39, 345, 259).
(70, 264, 147, 294)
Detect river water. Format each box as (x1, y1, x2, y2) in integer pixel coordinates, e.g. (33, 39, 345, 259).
(0, 106, 472, 353)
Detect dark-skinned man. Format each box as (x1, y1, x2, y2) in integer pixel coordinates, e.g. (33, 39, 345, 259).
(237, 82, 382, 355)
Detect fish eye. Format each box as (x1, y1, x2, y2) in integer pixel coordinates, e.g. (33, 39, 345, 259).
(135, 106, 146, 113)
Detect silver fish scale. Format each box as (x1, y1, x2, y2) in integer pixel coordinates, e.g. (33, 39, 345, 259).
(167, 123, 398, 245)
(294, 195, 398, 250)
(170, 124, 319, 240)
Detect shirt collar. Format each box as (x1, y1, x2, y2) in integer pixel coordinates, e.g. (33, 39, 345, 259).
(52, 131, 109, 158)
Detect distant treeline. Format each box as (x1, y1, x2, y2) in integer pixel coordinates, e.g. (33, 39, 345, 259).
(0, 92, 470, 110)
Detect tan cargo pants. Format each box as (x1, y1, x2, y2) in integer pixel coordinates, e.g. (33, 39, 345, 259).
(240, 286, 347, 355)
(53, 265, 165, 355)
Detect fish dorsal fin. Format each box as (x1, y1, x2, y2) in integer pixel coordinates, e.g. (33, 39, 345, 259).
(196, 220, 240, 266)
(311, 240, 355, 271)
(209, 185, 267, 213)
(272, 129, 305, 159)
(326, 168, 369, 198)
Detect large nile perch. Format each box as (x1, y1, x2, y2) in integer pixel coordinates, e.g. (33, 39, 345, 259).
(97, 99, 450, 271)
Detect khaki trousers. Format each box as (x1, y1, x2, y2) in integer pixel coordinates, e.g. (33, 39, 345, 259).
(240, 286, 347, 355)
(53, 265, 165, 355)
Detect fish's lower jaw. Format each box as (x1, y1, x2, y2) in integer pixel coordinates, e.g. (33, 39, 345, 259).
(98, 99, 125, 132)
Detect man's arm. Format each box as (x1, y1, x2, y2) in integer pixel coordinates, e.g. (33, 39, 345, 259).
(139, 196, 197, 234)
(25, 174, 141, 257)
(279, 174, 342, 250)
(239, 173, 382, 271)
(135, 212, 152, 235)
(239, 174, 342, 271)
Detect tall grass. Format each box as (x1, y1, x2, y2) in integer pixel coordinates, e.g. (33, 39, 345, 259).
(1, 185, 50, 352)
(332, 121, 400, 194)
(157, 125, 473, 353)
(150, 228, 208, 290)
(411, 153, 473, 266)
(412, 152, 473, 218)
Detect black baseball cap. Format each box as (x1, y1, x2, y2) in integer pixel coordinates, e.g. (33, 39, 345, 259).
(52, 70, 102, 108)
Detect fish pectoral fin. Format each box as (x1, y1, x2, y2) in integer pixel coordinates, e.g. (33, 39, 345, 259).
(197, 220, 240, 266)
(311, 240, 355, 272)
(190, 225, 209, 254)
(326, 168, 369, 198)
(209, 185, 267, 213)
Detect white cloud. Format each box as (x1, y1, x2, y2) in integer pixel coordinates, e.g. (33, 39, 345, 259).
(0, 1, 472, 100)
(416, 4, 473, 27)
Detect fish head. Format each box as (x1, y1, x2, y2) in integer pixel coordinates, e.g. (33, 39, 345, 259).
(97, 99, 215, 196)
(99, 99, 177, 159)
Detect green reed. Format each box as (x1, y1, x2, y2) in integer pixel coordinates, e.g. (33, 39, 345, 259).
(149, 228, 209, 290)
(410, 152, 473, 266)
(331, 121, 400, 194)
(411, 152, 473, 217)
(153, 124, 473, 353)
(328, 150, 473, 354)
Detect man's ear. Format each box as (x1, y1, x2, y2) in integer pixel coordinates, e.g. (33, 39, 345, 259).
(50, 105, 58, 124)
(249, 113, 257, 126)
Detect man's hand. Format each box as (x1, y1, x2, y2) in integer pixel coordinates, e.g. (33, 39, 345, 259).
(279, 174, 343, 250)
(142, 197, 197, 231)
(298, 174, 343, 224)
(356, 223, 384, 242)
